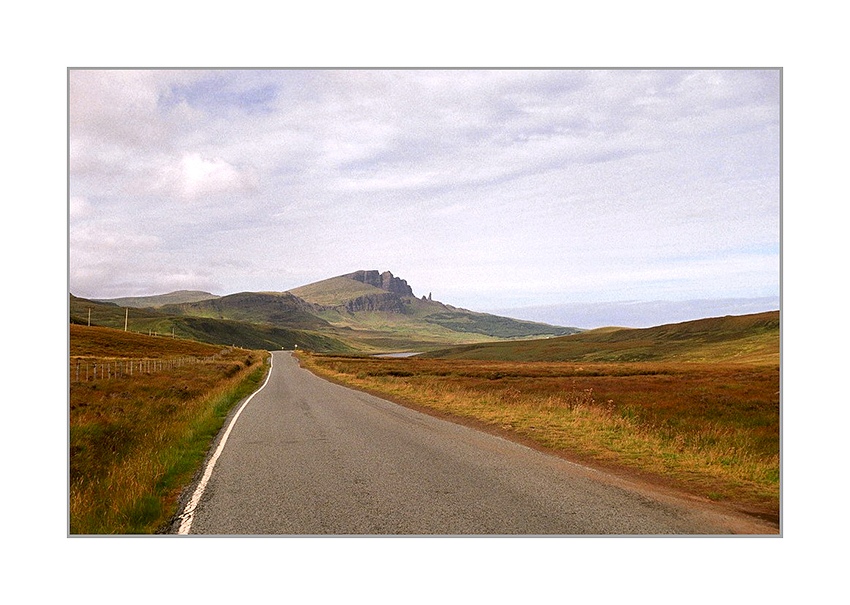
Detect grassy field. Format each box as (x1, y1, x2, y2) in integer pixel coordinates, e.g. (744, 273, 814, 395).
(298, 313, 780, 521)
(69, 325, 270, 534)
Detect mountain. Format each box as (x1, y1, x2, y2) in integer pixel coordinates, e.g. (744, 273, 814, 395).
(73, 270, 579, 353)
(290, 270, 414, 310)
(95, 290, 220, 308)
(287, 270, 579, 350)
(422, 310, 780, 364)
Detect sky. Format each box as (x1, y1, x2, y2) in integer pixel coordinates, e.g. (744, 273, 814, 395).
(69, 69, 780, 319)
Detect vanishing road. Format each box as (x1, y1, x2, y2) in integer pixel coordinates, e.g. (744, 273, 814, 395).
(176, 351, 775, 535)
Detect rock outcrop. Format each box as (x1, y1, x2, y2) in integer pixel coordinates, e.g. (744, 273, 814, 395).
(348, 270, 414, 297)
(341, 292, 409, 314)
(331, 270, 418, 315)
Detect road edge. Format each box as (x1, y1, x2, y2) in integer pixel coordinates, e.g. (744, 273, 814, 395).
(170, 351, 277, 535)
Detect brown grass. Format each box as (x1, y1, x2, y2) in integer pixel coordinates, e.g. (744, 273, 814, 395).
(299, 354, 780, 520)
(69, 325, 269, 534)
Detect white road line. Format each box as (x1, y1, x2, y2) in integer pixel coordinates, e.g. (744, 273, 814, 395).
(176, 351, 276, 535)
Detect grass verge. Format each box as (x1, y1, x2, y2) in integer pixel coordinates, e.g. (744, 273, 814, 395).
(69, 326, 270, 534)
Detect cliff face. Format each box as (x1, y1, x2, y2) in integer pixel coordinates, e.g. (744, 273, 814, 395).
(341, 292, 409, 314)
(331, 270, 418, 314)
(348, 270, 414, 297)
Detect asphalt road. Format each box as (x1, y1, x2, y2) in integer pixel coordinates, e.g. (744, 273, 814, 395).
(178, 351, 773, 535)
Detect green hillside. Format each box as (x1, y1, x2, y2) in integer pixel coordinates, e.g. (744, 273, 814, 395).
(423, 311, 780, 364)
(70, 294, 354, 353)
(160, 292, 330, 330)
(168, 316, 355, 353)
(95, 290, 220, 308)
(71, 294, 164, 327)
(422, 306, 579, 339)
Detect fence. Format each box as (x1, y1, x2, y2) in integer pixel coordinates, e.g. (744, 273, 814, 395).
(69, 348, 233, 383)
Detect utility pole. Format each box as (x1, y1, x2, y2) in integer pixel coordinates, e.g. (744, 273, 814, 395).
(124, 308, 129, 332)
(88, 308, 91, 326)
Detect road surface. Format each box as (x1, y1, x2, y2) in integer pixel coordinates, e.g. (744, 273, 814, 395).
(176, 351, 775, 535)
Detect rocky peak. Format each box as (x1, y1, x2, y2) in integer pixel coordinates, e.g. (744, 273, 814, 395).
(348, 270, 414, 297)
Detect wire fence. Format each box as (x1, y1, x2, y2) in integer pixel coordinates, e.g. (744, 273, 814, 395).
(69, 348, 233, 383)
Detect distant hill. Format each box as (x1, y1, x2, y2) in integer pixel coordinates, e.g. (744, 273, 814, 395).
(72, 270, 579, 353)
(422, 311, 780, 364)
(69, 294, 355, 353)
(96, 290, 220, 308)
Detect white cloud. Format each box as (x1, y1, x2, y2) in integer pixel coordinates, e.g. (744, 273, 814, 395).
(68, 69, 780, 309)
(166, 152, 258, 201)
(69, 196, 92, 220)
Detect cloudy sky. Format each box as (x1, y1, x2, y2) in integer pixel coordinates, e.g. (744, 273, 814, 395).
(69, 69, 780, 316)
